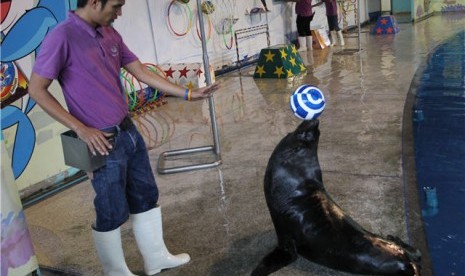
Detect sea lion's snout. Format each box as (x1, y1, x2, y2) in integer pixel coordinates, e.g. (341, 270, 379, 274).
(296, 119, 319, 131)
(293, 119, 320, 143)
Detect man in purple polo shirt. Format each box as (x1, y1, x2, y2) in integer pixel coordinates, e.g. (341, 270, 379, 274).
(29, 0, 219, 275)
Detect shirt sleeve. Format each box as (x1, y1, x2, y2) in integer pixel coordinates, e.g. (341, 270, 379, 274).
(112, 28, 138, 67)
(32, 28, 68, 80)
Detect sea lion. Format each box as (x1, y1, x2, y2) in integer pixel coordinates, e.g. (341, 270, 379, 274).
(252, 119, 421, 276)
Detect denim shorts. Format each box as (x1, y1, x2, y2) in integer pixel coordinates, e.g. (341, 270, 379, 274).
(91, 122, 158, 231)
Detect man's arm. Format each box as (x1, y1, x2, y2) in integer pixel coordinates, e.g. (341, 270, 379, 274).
(124, 60, 220, 101)
(312, 0, 324, 7)
(29, 73, 113, 156)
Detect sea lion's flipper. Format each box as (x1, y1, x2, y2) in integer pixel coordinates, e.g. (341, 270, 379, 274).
(386, 235, 422, 262)
(251, 246, 298, 276)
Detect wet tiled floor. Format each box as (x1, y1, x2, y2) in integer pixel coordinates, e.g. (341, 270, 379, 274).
(25, 14, 465, 276)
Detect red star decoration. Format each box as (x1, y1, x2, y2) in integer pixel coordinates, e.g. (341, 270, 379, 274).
(387, 27, 393, 34)
(380, 18, 387, 25)
(164, 67, 175, 79)
(376, 27, 383, 34)
(179, 66, 190, 78)
(195, 68, 203, 77)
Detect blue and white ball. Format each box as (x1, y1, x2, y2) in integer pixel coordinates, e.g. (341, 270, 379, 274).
(290, 85, 326, 120)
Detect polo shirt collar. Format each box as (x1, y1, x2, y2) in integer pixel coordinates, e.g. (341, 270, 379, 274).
(68, 11, 103, 38)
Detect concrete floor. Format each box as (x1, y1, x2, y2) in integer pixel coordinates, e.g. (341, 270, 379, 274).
(25, 14, 465, 276)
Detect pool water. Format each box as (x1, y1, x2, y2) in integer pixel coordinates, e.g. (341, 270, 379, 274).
(412, 30, 465, 275)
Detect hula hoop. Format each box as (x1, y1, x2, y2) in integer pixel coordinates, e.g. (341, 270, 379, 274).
(167, 0, 193, 37)
(196, 13, 213, 42)
(120, 69, 140, 111)
(222, 19, 234, 49)
(120, 64, 168, 112)
(144, 63, 167, 103)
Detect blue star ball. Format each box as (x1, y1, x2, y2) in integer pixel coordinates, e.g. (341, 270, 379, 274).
(290, 85, 326, 120)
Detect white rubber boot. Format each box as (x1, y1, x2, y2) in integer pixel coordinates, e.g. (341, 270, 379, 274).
(92, 228, 137, 276)
(306, 36, 313, 50)
(297, 36, 306, 52)
(131, 207, 190, 275)
(337, 30, 345, 46)
(330, 31, 337, 46)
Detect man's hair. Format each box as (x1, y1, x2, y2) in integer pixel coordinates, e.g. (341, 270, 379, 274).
(77, 0, 109, 9)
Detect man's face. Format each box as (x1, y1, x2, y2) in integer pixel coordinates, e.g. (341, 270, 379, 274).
(95, 0, 125, 26)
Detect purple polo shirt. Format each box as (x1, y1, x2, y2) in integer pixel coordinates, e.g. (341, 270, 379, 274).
(33, 12, 138, 129)
(323, 0, 338, 16)
(295, 0, 313, 17)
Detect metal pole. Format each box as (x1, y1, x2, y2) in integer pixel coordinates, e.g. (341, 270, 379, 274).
(157, 0, 222, 174)
(197, 0, 221, 156)
(357, 0, 361, 51)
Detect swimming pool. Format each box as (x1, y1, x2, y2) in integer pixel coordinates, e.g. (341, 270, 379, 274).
(406, 30, 465, 276)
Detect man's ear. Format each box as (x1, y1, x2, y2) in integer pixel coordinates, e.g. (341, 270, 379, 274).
(89, 0, 99, 9)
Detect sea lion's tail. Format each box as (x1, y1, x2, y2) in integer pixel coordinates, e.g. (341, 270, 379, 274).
(251, 246, 297, 276)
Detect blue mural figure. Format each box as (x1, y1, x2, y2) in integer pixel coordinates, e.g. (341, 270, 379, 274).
(1, 0, 77, 179)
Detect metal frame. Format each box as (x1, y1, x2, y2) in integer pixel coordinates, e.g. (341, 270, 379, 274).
(157, 0, 221, 174)
(234, 24, 270, 70)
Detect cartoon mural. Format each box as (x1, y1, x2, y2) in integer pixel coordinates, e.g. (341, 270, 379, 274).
(1, 135, 39, 276)
(1, 0, 77, 179)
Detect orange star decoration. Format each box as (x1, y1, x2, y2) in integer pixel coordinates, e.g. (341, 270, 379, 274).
(371, 16, 400, 35)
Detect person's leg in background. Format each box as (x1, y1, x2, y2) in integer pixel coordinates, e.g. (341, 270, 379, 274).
(328, 15, 337, 46)
(297, 15, 313, 51)
(305, 14, 314, 51)
(296, 15, 307, 51)
(330, 15, 345, 46)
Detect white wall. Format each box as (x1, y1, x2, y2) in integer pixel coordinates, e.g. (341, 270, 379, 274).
(113, 0, 370, 71)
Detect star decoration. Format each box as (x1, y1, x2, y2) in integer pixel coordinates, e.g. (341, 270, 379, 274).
(164, 67, 175, 78)
(255, 65, 266, 78)
(195, 68, 203, 77)
(380, 18, 387, 25)
(387, 27, 393, 34)
(291, 45, 298, 55)
(265, 51, 275, 62)
(274, 66, 285, 78)
(254, 45, 306, 78)
(376, 27, 383, 34)
(287, 69, 294, 78)
(279, 49, 288, 60)
(179, 66, 190, 78)
(299, 63, 307, 71)
(289, 57, 297, 67)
